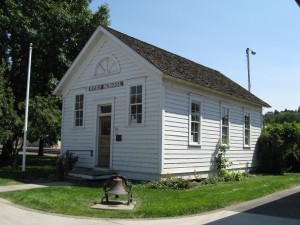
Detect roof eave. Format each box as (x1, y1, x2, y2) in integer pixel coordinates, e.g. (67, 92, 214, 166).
(163, 75, 270, 108)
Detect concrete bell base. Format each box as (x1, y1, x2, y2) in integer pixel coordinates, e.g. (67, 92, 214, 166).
(91, 201, 136, 211)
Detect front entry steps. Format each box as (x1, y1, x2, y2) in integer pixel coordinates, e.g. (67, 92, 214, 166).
(66, 167, 117, 186)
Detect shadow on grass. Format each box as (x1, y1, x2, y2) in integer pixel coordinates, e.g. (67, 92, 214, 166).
(0, 154, 57, 183)
(0, 154, 108, 188)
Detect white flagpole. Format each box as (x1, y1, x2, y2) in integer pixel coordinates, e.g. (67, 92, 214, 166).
(22, 43, 33, 173)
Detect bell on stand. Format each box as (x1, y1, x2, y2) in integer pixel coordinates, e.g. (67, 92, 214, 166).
(101, 175, 132, 205)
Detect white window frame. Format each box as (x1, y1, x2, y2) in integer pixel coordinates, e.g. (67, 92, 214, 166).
(73, 92, 85, 128)
(221, 106, 230, 145)
(189, 96, 202, 146)
(127, 77, 146, 126)
(244, 112, 251, 147)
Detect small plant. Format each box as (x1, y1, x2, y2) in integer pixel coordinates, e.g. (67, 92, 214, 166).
(145, 177, 197, 190)
(202, 140, 250, 184)
(60, 152, 78, 171)
(215, 139, 232, 175)
(66, 153, 78, 170)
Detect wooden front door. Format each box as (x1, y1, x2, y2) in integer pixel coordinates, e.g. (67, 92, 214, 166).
(98, 115, 111, 167)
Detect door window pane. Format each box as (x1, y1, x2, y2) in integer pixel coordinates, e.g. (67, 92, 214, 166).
(101, 105, 111, 114)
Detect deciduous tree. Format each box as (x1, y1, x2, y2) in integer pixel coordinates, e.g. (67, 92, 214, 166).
(27, 95, 61, 156)
(0, 0, 110, 164)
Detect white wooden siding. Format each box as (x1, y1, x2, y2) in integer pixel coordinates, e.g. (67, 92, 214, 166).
(61, 36, 161, 175)
(163, 84, 262, 176)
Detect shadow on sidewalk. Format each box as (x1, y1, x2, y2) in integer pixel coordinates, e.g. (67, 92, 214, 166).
(204, 192, 300, 225)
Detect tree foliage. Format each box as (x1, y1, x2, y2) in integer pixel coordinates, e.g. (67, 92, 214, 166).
(27, 95, 61, 156)
(257, 122, 300, 173)
(0, 0, 110, 100)
(259, 110, 300, 173)
(0, 0, 110, 164)
(264, 110, 300, 124)
(0, 62, 23, 164)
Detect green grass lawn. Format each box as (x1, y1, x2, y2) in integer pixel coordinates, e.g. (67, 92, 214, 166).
(0, 173, 299, 218)
(0, 178, 21, 186)
(0, 154, 56, 185)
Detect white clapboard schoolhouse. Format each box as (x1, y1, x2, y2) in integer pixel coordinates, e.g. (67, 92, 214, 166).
(53, 26, 270, 180)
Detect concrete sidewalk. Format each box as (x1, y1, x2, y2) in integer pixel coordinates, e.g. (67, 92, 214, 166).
(0, 182, 72, 193)
(0, 184, 299, 225)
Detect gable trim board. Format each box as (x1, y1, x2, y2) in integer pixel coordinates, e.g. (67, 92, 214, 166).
(54, 26, 270, 180)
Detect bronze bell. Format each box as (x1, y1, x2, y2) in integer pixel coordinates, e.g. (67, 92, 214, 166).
(106, 176, 127, 197)
(101, 175, 132, 205)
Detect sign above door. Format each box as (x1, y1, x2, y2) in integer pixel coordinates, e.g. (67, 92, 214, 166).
(88, 81, 124, 92)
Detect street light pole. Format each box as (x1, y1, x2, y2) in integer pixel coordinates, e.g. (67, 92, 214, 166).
(246, 48, 256, 92)
(22, 43, 33, 174)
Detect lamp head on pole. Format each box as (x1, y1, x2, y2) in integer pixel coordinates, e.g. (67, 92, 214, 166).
(246, 48, 256, 55)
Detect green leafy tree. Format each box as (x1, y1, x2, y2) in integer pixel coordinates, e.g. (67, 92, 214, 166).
(27, 95, 61, 156)
(1, 0, 110, 100)
(257, 123, 300, 173)
(0, 63, 23, 165)
(264, 110, 300, 124)
(0, 64, 5, 120)
(0, 0, 110, 164)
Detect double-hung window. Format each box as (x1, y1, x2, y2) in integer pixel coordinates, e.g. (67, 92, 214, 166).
(189, 99, 201, 145)
(74, 94, 84, 127)
(189, 95, 202, 146)
(221, 107, 229, 144)
(244, 113, 250, 146)
(129, 85, 143, 124)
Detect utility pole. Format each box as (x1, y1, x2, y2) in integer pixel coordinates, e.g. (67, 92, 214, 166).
(246, 48, 256, 92)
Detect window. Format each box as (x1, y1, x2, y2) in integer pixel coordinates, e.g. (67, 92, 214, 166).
(94, 55, 120, 76)
(190, 101, 201, 144)
(244, 113, 250, 146)
(100, 105, 112, 114)
(221, 107, 229, 144)
(129, 85, 143, 124)
(74, 94, 84, 127)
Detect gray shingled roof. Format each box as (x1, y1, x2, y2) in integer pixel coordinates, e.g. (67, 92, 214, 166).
(104, 26, 270, 107)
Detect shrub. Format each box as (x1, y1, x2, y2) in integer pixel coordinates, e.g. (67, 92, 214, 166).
(145, 177, 197, 190)
(60, 152, 78, 171)
(67, 153, 78, 170)
(257, 122, 300, 173)
(201, 171, 250, 185)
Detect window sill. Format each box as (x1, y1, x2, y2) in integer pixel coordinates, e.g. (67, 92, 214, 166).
(72, 126, 85, 130)
(189, 143, 201, 147)
(127, 123, 146, 127)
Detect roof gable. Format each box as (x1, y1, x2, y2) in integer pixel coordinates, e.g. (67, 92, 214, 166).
(53, 26, 162, 96)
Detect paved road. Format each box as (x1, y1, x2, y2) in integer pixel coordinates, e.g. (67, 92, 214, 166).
(0, 185, 300, 225)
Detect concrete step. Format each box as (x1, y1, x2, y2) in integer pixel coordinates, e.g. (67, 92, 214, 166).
(67, 168, 117, 181)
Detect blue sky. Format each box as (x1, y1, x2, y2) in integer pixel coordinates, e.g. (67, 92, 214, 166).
(89, 0, 300, 113)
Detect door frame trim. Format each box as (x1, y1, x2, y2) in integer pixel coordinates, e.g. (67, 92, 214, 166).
(94, 98, 115, 169)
